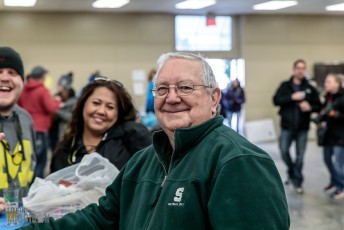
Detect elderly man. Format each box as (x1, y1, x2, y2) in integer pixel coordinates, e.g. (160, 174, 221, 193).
(19, 52, 289, 229)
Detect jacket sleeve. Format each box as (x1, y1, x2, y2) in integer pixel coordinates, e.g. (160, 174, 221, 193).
(332, 95, 344, 120)
(49, 147, 68, 173)
(307, 86, 321, 113)
(273, 82, 294, 106)
(208, 156, 290, 230)
(18, 167, 124, 230)
(235, 89, 245, 104)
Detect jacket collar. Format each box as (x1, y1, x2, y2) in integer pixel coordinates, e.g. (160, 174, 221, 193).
(73, 121, 126, 151)
(288, 76, 307, 86)
(152, 115, 224, 158)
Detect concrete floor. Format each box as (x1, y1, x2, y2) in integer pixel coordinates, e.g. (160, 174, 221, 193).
(256, 141, 344, 230)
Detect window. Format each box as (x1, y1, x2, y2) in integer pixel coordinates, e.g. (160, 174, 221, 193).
(175, 15, 232, 51)
(207, 58, 245, 90)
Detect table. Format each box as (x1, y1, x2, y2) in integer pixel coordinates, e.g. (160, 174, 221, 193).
(0, 212, 29, 230)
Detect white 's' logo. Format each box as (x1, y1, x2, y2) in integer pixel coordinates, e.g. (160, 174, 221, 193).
(173, 187, 184, 202)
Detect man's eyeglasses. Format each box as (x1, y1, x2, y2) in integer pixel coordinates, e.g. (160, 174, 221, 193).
(152, 82, 211, 99)
(94, 76, 123, 88)
(1, 140, 25, 165)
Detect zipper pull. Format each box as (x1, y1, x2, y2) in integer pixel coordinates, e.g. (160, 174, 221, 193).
(149, 175, 168, 209)
(161, 175, 167, 188)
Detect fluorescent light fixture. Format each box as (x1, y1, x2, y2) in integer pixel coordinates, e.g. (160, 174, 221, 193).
(92, 0, 130, 8)
(253, 1, 298, 10)
(326, 3, 344, 11)
(4, 0, 37, 7)
(175, 0, 216, 10)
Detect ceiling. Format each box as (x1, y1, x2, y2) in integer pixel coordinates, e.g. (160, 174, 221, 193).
(1, 0, 344, 15)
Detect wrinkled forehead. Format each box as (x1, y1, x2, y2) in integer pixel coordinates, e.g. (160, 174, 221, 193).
(156, 59, 203, 84)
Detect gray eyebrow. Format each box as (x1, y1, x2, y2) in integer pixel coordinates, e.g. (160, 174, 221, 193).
(155, 80, 193, 86)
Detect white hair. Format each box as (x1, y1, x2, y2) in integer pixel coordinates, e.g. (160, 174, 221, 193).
(154, 52, 221, 113)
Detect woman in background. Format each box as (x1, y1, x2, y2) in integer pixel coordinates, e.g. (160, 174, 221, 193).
(319, 73, 344, 200)
(225, 79, 245, 132)
(50, 77, 152, 173)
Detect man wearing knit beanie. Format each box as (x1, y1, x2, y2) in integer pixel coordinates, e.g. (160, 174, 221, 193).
(0, 46, 36, 213)
(0, 46, 25, 115)
(0, 47, 24, 81)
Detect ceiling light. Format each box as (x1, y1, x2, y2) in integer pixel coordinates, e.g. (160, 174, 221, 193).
(4, 0, 37, 7)
(92, 0, 130, 8)
(326, 3, 344, 11)
(253, 1, 298, 10)
(175, 0, 216, 10)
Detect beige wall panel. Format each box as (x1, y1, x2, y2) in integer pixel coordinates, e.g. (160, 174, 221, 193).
(2, 12, 344, 121)
(0, 12, 175, 110)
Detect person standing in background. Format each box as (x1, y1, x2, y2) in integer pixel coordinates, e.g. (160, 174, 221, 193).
(0, 47, 36, 212)
(49, 72, 76, 152)
(146, 69, 156, 113)
(273, 59, 321, 194)
(317, 73, 344, 199)
(225, 78, 245, 132)
(18, 66, 62, 178)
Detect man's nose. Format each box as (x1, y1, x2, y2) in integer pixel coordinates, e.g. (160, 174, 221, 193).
(0, 72, 10, 81)
(165, 86, 181, 102)
(167, 86, 178, 95)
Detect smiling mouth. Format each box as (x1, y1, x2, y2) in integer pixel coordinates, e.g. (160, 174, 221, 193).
(93, 117, 105, 122)
(164, 109, 188, 113)
(0, 86, 12, 92)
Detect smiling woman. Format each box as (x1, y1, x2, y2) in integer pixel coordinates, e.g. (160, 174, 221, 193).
(50, 77, 152, 173)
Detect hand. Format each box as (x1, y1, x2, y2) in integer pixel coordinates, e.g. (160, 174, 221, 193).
(299, 101, 312, 112)
(291, 91, 305, 101)
(54, 95, 62, 102)
(0, 132, 5, 141)
(328, 110, 338, 118)
(0, 197, 5, 213)
(59, 102, 65, 109)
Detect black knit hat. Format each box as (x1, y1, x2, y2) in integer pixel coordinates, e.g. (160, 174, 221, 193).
(0, 47, 24, 81)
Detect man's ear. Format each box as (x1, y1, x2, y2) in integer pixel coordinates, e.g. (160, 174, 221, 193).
(211, 88, 221, 115)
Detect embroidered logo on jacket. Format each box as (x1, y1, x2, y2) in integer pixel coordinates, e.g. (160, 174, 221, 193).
(168, 187, 185, 206)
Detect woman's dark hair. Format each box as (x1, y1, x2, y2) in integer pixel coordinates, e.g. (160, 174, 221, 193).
(58, 77, 137, 148)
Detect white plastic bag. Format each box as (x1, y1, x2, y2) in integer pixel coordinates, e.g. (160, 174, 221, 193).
(23, 153, 119, 220)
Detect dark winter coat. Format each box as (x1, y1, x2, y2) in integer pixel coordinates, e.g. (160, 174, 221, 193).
(50, 121, 152, 172)
(273, 77, 321, 131)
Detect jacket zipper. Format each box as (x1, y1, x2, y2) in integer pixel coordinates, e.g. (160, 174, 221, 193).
(149, 151, 174, 209)
(144, 151, 175, 229)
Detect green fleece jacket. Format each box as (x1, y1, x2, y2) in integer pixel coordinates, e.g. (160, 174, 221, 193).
(19, 115, 290, 230)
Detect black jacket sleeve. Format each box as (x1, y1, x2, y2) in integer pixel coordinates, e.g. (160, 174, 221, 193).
(273, 82, 294, 106)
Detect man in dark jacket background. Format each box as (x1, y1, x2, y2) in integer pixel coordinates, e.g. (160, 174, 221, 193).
(273, 59, 321, 194)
